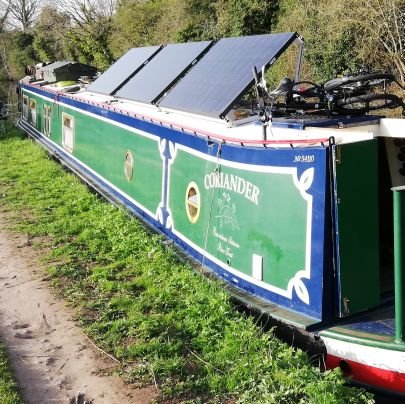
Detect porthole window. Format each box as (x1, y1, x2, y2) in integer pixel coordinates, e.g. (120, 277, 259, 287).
(185, 182, 200, 223)
(62, 113, 74, 152)
(29, 99, 36, 126)
(124, 151, 134, 181)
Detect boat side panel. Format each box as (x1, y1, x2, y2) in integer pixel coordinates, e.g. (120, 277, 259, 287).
(20, 84, 330, 321)
(167, 142, 329, 319)
(170, 149, 307, 288)
(23, 89, 163, 217)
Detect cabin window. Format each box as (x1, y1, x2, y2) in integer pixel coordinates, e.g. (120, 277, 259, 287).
(185, 182, 200, 223)
(124, 151, 134, 181)
(43, 105, 51, 137)
(62, 113, 74, 152)
(29, 99, 36, 126)
(22, 95, 29, 120)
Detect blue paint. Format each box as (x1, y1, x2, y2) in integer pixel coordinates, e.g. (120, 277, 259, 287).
(272, 115, 381, 130)
(21, 83, 335, 323)
(338, 306, 396, 337)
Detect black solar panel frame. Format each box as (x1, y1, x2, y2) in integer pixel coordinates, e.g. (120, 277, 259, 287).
(87, 46, 163, 95)
(158, 32, 299, 119)
(115, 41, 214, 105)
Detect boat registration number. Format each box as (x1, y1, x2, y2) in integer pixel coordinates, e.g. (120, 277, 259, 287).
(293, 155, 315, 163)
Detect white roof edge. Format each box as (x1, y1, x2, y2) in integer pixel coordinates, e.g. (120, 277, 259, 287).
(379, 118, 405, 138)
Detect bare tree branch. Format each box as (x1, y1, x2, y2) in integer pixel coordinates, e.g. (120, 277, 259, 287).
(0, 0, 39, 31)
(58, 0, 116, 28)
(0, 4, 9, 32)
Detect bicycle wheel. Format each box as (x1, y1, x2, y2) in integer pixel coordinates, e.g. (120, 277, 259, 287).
(334, 93, 403, 114)
(324, 72, 395, 93)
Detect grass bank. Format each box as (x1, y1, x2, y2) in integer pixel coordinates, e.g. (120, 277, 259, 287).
(0, 124, 374, 403)
(0, 341, 23, 404)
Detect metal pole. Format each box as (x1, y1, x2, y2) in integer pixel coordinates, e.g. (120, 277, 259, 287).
(393, 186, 405, 343)
(294, 36, 305, 83)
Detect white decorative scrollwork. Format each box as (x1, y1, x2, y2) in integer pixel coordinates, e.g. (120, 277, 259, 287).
(166, 215, 173, 230)
(156, 204, 164, 225)
(290, 272, 310, 305)
(159, 138, 167, 158)
(169, 141, 177, 161)
(159, 139, 176, 161)
(215, 193, 239, 230)
(298, 167, 314, 192)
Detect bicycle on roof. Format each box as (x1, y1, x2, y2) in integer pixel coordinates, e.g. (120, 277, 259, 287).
(252, 68, 405, 120)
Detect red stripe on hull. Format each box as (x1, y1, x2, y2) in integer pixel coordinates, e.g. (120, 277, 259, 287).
(326, 354, 405, 394)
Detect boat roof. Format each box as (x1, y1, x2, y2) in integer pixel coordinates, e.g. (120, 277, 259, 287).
(42, 61, 71, 70)
(21, 31, 405, 147)
(88, 32, 299, 120)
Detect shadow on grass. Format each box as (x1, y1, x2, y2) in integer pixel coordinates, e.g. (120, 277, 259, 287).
(0, 121, 26, 141)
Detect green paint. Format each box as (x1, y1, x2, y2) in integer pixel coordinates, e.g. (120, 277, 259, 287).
(321, 328, 405, 352)
(24, 90, 310, 294)
(170, 148, 308, 290)
(335, 140, 379, 315)
(393, 187, 405, 343)
(23, 91, 163, 215)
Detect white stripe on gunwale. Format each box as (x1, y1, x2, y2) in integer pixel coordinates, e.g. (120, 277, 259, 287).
(322, 336, 405, 372)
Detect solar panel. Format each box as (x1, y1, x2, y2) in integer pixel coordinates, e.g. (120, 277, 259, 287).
(87, 46, 162, 95)
(115, 41, 213, 104)
(159, 32, 298, 118)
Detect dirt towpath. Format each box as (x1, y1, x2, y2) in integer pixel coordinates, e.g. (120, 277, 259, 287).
(0, 216, 156, 403)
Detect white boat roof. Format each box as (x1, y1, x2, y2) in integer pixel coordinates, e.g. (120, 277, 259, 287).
(26, 78, 405, 148)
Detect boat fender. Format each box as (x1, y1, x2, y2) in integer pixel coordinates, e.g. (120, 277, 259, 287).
(339, 360, 352, 376)
(17, 101, 22, 112)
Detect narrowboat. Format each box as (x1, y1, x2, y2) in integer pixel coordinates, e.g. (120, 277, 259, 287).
(16, 32, 405, 396)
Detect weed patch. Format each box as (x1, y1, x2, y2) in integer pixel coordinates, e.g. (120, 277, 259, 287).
(0, 341, 23, 404)
(0, 124, 374, 403)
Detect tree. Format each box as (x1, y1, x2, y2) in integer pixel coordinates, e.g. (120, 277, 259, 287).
(348, 0, 405, 83)
(0, 0, 39, 31)
(33, 6, 70, 62)
(215, 0, 277, 38)
(174, 0, 218, 42)
(275, 0, 405, 84)
(58, 0, 116, 69)
(275, 0, 363, 81)
(111, 0, 165, 54)
(59, 0, 115, 28)
(8, 30, 36, 77)
(0, 3, 8, 32)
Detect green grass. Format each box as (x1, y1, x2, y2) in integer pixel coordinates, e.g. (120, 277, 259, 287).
(0, 123, 374, 403)
(0, 341, 23, 404)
